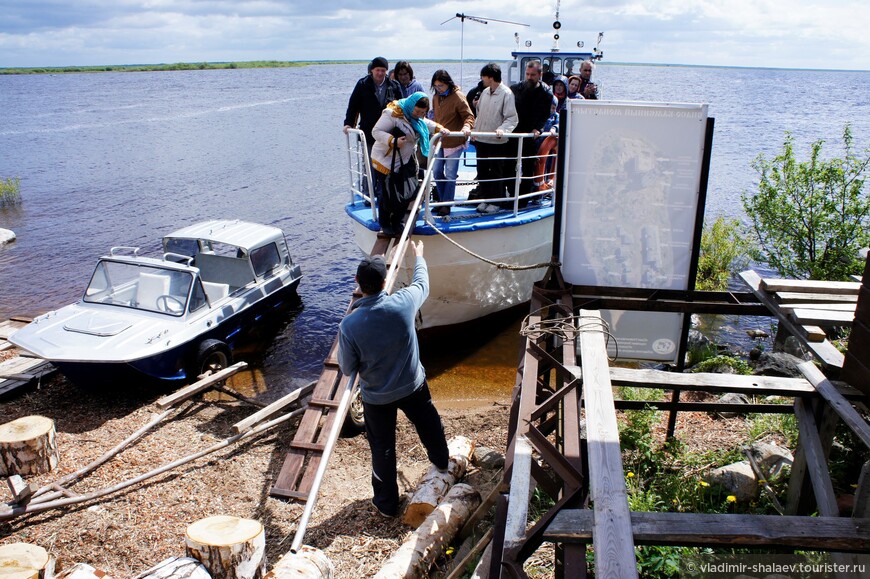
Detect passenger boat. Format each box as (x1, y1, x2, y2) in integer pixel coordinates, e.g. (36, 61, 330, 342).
(344, 32, 603, 330)
(10, 220, 302, 386)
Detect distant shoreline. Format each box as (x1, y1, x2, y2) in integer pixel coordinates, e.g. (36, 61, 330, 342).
(1, 59, 866, 75)
(0, 59, 478, 75)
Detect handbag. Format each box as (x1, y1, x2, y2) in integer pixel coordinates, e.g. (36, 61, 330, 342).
(384, 131, 419, 207)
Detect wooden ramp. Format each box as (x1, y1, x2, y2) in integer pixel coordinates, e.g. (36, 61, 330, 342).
(270, 234, 393, 500)
(0, 318, 56, 399)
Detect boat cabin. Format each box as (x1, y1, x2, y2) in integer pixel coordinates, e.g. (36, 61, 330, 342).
(505, 49, 602, 86)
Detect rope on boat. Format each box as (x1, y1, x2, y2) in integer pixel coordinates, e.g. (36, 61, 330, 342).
(423, 214, 560, 271)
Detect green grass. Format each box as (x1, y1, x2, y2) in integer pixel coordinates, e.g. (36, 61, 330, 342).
(0, 177, 21, 206)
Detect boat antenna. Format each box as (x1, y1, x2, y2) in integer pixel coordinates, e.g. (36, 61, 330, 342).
(552, 0, 562, 50)
(441, 13, 529, 85)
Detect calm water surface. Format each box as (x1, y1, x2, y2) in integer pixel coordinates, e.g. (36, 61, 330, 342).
(1, 63, 868, 400)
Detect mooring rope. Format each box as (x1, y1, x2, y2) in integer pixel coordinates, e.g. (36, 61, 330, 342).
(423, 213, 559, 271)
(520, 307, 620, 361)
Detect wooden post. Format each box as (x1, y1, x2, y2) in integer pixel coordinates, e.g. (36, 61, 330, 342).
(185, 515, 266, 579)
(0, 543, 55, 579)
(0, 415, 58, 476)
(403, 436, 475, 527)
(264, 546, 334, 579)
(374, 484, 481, 579)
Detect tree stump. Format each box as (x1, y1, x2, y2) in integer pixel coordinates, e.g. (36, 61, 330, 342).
(264, 546, 333, 579)
(185, 515, 266, 579)
(133, 556, 211, 579)
(375, 483, 481, 579)
(0, 416, 59, 476)
(0, 542, 55, 579)
(55, 563, 113, 579)
(403, 436, 474, 527)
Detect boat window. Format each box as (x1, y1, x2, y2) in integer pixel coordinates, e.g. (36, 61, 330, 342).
(564, 58, 580, 78)
(250, 243, 281, 278)
(163, 238, 199, 259)
(83, 260, 192, 316)
(543, 56, 562, 75)
(188, 278, 208, 312)
(521, 57, 542, 73)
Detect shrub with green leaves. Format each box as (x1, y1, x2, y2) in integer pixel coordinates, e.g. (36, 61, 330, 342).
(696, 216, 750, 291)
(742, 125, 870, 281)
(0, 177, 21, 207)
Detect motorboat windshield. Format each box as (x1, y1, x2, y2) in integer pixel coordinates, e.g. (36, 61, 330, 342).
(83, 260, 194, 316)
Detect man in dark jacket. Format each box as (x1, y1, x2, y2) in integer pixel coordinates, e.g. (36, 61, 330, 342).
(509, 60, 554, 208)
(343, 56, 402, 149)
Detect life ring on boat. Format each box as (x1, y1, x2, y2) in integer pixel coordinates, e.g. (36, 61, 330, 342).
(534, 135, 558, 191)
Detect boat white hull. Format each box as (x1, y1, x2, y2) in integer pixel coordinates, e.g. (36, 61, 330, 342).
(351, 216, 554, 329)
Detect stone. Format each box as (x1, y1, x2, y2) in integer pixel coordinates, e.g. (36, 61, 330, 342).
(747, 441, 793, 478)
(707, 461, 758, 502)
(0, 228, 16, 246)
(715, 392, 750, 418)
(751, 351, 807, 378)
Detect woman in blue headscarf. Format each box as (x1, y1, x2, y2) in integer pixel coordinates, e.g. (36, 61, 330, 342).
(371, 91, 448, 235)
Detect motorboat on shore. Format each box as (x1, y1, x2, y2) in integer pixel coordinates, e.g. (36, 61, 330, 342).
(344, 34, 603, 330)
(10, 220, 302, 386)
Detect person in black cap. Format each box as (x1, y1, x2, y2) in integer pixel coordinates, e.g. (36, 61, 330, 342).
(343, 56, 402, 150)
(337, 241, 450, 518)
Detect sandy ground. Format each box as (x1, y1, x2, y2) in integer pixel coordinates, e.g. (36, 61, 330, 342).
(0, 371, 511, 578)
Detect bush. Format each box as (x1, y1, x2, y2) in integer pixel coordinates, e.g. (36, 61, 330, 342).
(696, 216, 750, 291)
(0, 176, 21, 206)
(742, 125, 870, 281)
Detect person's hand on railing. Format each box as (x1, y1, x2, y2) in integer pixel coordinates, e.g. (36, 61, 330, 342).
(343, 125, 352, 134)
(461, 125, 472, 138)
(412, 240, 424, 258)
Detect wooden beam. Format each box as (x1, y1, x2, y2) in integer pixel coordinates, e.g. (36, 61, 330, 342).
(793, 398, 839, 517)
(231, 381, 314, 433)
(578, 309, 637, 578)
(544, 510, 870, 552)
(799, 361, 870, 449)
(740, 270, 844, 370)
(155, 362, 248, 409)
(780, 303, 858, 313)
(761, 278, 861, 295)
(775, 291, 858, 304)
(790, 308, 854, 327)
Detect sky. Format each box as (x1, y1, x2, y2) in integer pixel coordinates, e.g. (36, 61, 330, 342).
(1, 0, 868, 71)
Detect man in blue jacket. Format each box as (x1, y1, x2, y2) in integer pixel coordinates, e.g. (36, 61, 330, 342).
(338, 241, 449, 518)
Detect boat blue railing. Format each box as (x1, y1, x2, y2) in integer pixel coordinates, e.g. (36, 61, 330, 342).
(345, 129, 557, 222)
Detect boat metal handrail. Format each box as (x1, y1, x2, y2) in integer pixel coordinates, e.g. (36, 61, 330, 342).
(162, 252, 194, 265)
(344, 129, 556, 221)
(110, 246, 141, 257)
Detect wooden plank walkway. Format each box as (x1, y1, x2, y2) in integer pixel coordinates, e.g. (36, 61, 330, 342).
(0, 317, 56, 398)
(269, 234, 393, 500)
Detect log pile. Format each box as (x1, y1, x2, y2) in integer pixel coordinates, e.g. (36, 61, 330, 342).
(0, 415, 58, 476)
(375, 484, 482, 578)
(403, 436, 474, 527)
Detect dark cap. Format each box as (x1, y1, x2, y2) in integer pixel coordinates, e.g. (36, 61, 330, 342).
(369, 56, 389, 71)
(356, 255, 387, 292)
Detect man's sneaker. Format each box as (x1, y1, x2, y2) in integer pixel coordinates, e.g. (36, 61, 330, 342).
(435, 462, 450, 474)
(371, 499, 397, 519)
(477, 203, 499, 214)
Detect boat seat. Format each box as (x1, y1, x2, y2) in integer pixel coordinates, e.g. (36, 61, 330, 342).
(136, 271, 171, 310)
(202, 280, 230, 303)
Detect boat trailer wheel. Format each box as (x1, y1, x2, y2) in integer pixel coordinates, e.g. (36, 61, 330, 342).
(196, 339, 232, 379)
(341, 386, 366, 437)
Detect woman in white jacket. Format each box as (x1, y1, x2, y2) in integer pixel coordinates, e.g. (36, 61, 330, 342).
(371, 92, 447, 235)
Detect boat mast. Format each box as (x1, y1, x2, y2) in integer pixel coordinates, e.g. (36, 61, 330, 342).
(441, 13, 528, 85)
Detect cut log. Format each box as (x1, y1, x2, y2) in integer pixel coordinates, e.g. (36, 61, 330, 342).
(0, 543, 55, 579)
(375, 483, 482, 579)
(264, 546, 333, 579)
(132, 556, 211, 579)
(403, 436, 475, 527)
(55, 563, 113, 579)
(185, 515, 266, 579)
(0, 416, 58, 476)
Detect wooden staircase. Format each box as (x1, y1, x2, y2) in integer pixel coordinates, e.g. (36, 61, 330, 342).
(269, 234, 393, 500)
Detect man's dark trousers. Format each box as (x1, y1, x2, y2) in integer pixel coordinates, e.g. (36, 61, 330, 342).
(363, 381, 449, 516)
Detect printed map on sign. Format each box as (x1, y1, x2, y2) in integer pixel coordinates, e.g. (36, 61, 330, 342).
(560, 101, 709, 362)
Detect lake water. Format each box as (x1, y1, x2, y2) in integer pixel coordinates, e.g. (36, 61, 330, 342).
(1, 63, 869, 400)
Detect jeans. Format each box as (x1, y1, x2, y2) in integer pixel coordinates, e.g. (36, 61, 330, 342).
(432, 146, 463, 203)
(363, 381, 449, 516)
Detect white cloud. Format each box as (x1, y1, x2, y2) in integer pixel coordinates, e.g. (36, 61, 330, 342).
(0, 0, 868, 69)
